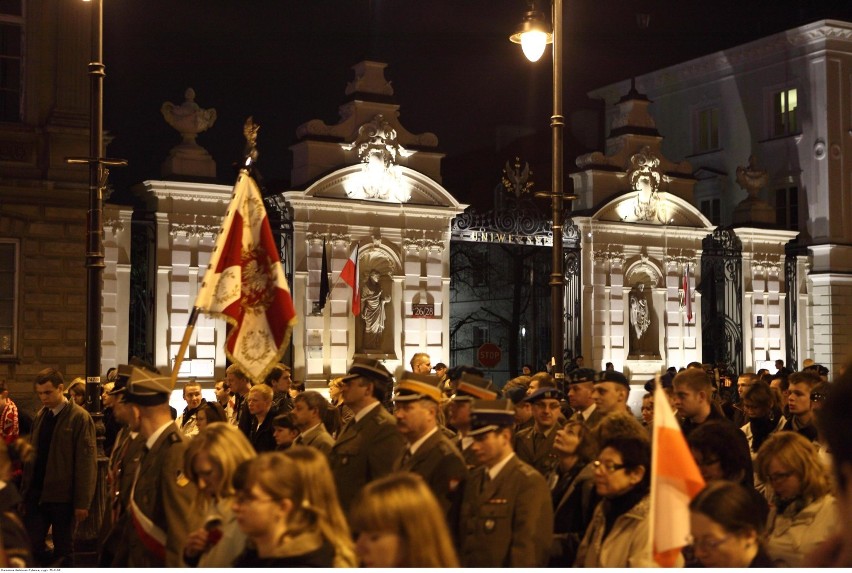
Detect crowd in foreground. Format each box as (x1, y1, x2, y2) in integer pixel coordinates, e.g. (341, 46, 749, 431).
(0, 352, 849, 568)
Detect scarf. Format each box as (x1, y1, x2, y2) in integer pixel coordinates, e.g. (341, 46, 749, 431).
(603, 482, 649, 538)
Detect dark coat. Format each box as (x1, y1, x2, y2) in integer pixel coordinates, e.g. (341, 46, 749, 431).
(330, 403, 406, 513)
(458, 455, 554, 567)
(22, 400, 96, 509)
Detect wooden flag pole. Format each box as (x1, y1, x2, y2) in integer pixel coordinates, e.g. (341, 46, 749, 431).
(171, 306, 200, 386)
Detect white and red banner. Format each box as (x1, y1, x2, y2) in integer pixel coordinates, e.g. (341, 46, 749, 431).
(650, 379, 705, 566)
(194, 170, 296, 384)
(340, 245, 360, 316)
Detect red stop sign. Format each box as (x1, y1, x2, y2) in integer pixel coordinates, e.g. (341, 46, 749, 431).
(477, 343, 502, 368)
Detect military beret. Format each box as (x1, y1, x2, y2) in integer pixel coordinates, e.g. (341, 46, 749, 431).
(505, 386, 528, 405)
(469, 399, 515, 436)
(393, 371, 442, 403)
(568, 368, 597, 385)
(596, 370, 631, 390)
(524, 387, 564, 403)
(453, 372, 498, 402)
(341, 357, 394, 391)
(123, 362, 173, 406)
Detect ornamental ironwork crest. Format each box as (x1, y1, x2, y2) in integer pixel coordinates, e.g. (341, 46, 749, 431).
(501, 157, 534, 197)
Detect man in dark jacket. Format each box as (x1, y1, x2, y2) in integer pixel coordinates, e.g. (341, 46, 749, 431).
(21, 368, 96, 567)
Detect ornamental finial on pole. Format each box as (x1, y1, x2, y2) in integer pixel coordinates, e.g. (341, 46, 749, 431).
(243, 116, 260, 167)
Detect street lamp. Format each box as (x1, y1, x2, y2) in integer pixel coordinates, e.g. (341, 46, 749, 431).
(510, 0, 575, 385)
(67, 0, 126, 405)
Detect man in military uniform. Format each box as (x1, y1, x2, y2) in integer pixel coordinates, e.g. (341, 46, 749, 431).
(568, 368, 605, 428)
(122, 363, 197, 567)
(392, 371, 468, 517)
(98, 364, 147, 567)
(457, 399, 553, 567)
(513, 387, 565, 475)
(447, 372, 498, 468)
(592, 370, 633, 417)
(330, 358, 406, 514)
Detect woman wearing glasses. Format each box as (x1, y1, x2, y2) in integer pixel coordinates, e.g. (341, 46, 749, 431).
(231, 452, 341, 567)
(756, 431, 837, 567)
(688, 480, 772, 567)
(574, 436, 659, 567)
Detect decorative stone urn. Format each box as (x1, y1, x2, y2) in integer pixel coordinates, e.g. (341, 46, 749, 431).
(161, 88, 217, 178)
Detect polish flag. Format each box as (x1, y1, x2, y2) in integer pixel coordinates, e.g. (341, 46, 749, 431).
(650, 378, 705, 566)
(340, 245, 360, 316)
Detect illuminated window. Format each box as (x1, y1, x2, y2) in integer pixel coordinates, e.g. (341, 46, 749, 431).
(0, 0, 23, 122)
(773, 89, 798, 137)
(696, 107, 719, 153)
(0, 241, 18, 357)
(775, 187, 798, 231)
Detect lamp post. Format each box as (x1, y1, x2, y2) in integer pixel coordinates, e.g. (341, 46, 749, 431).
(66, 0, 126, 558)
(68, 0, 126, 403)
(511, 0, 575, 385)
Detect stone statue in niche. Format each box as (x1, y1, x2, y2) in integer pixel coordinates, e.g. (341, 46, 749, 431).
(360, 269, 391, 350)
(628, 283, 659, 358)
(630, 293, 650, 340)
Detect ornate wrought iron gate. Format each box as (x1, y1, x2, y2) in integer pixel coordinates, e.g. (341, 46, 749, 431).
(700, 227, 743, 375)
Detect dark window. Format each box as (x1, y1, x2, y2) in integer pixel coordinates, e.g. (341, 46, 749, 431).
(700, 198, 721, 226)
(0, 241, 18, 356)
(0, 2, 23, 122)
(775, 187, 799, 230)
(696, 107, 719, 153)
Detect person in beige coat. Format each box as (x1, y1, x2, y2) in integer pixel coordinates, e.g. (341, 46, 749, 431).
(575, 436, 662, 568)
(756, 431, 837, 567)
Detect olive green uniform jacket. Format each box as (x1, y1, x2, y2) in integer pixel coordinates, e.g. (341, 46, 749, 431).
(458, 454, 553, 567)
(330, 403, 406, 513)
(125, 423, 197, 568)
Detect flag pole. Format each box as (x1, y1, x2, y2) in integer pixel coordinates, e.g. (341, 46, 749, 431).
(170, 117, 260, 386)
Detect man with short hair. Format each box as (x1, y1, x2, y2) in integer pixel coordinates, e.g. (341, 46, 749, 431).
(227, 364, 253, 432)
(732, 373, 758, 426)
(526, 371, 556, 396)
(120, 362, 197, 567)
(506, 386, 534, 434)
(458, 399, 553, 567)
(410, 352, 432, 375)
(292, 390, 335, 456)
(21, 368, 97, 567)
(330, 358, 406, 513)
(592, 370, 632, 417)
(775, 358, 792, 377)
(568, 368, 604, 428)
(246, 384, 277, 452)
(782, 370, 821, 442)
(513, 388, 564, 475)
(672, 368, 731, 436)
(265, 363, 294, 414)
(213, 378, 236, 425)
(177, 381, 204, 438)
(392, 371, 467, 515)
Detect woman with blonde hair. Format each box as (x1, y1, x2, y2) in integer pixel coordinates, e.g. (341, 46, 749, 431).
(756, 431, 837, 567)
(231, 452, 337, 566)
(349, 472, 459, 567)
(282, 446, 356, 566)
(182, 423, 256, 567)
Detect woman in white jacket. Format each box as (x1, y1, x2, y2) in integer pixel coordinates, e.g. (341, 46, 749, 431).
(756, 431, 837, 567)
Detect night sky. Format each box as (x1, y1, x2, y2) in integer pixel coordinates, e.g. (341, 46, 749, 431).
(101, 0, 852, 197)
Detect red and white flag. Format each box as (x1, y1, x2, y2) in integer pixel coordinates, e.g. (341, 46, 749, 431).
(683, 264, 693, 322)
(194, 170, 297, 384)
(650, 379, 705, 566)
(340, 245, 360, 316)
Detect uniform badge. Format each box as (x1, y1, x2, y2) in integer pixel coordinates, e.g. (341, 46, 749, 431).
(176, 471, 190, 487)
(484, 519, 495, 532)
(448, 478, 460, 492)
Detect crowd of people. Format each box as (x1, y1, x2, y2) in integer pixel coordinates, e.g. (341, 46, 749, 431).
(0, 353, 850, 568)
